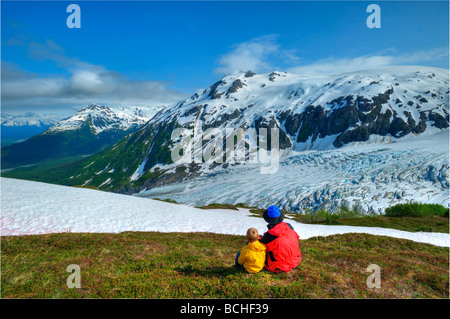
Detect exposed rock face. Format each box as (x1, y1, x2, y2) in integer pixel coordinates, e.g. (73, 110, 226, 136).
(208, 80, 225, 99)
(227, 79, 245, 96)
(279, 88, 449, 149)
(244, 71, 256, 78)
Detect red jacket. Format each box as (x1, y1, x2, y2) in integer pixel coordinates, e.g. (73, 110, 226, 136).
(260, 222, 301, 273)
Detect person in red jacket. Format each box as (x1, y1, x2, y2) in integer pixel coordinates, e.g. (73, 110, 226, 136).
(259, 205, 301, 273)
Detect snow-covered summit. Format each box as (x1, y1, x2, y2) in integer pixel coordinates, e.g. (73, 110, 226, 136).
(157, 66, 448, 132)
(47, 103, 163, 134)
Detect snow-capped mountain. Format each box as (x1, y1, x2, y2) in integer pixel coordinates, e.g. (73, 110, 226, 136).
(1, 104, 164, 168)
(47, 103, 162, 134)
(36, 66, 450, 213)
(1, 112, 62, 127)
(153, 66, 448, 150)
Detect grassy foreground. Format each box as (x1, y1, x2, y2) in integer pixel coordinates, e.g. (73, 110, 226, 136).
(1, 231, 448, 298)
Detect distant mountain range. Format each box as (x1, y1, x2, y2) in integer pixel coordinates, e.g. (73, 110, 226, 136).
(1, 112, 63, 147)
(1, 104, 163, 168)
(1, 112, 63, 127)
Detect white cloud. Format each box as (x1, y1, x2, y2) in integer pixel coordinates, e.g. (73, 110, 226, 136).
(215, 35, 448, 77)
(2, 39, 185, 114)
(214, 35, 294, 75)
(287, 48, 449, 76)
(287, 55, 395, 76)
(394, 47, 449, 65)
(69, 69, 116, 96)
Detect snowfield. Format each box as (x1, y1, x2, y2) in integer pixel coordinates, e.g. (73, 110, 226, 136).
(1, 177, 449, 247)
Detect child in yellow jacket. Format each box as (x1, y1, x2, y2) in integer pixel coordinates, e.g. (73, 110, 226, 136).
(235, 228, 267, 273)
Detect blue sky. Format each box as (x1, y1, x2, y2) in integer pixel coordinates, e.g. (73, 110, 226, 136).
(1, 0, 449, 115)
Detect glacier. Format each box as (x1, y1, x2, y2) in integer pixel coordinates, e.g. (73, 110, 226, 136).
(137, 129, 449, 214)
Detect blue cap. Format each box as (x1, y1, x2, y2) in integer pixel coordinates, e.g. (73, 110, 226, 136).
(267, 205, 280, 218)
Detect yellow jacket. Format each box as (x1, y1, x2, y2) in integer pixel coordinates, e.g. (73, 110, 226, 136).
(238, 240, 267, 273)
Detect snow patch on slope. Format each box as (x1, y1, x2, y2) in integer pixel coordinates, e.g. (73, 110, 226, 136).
(1, 178, 449, 247)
